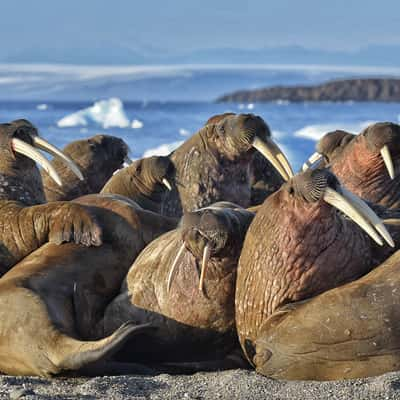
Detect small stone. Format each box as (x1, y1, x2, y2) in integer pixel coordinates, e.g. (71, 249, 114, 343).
(9, 388, 34, 399)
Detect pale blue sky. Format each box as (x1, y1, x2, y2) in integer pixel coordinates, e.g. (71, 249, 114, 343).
(1, 0, 399, 60)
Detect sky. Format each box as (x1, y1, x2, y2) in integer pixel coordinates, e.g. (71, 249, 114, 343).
(1, 0, 400, 60)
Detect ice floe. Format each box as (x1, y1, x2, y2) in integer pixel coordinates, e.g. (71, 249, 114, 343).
(131, 119, 144, 129)
(179, 128, 190, 136)
(57, 98, 131, 129)
(36, 103, 48, 111)
(143, 141, 184, 158)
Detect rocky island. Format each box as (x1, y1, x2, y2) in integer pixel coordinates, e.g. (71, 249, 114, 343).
(217, 78, 400, 102)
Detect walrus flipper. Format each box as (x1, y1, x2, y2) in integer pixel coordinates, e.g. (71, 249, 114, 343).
(55, 322, 155, 374)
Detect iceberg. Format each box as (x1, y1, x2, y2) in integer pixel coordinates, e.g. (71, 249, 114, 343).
(57, 98, 130, 129)
(294, 121, 376, 141)
(179, 128, 190, 136)
(143, 141, 184, 158)
(131, 119, 143, 129)
(36, 103, 48, 110)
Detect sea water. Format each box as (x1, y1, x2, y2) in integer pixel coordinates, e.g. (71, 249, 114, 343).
(1, 64, 399, 171)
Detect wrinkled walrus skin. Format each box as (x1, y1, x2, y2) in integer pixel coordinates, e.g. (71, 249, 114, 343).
(0, 194, 177, 377)
(252, 250, 400, 380)
(101, 155, 173, 213)
(102, 203, 254, 366)
(42, 134, 130, 202)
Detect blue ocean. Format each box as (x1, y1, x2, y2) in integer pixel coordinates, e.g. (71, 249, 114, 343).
(1, 64, 400, 171)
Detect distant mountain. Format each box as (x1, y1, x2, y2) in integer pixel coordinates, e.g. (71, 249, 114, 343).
(217, 78, 400, 103)
(3, 44, 400, 66)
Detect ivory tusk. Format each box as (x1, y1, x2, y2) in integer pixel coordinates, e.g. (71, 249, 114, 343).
(302, 152, 324, 172)
(12, 138, 63, 187)
(33, 136, 84, 181)
(252, 137, 294, 181)
(340, 187, 394, 247)
(166, 242, 186, 293)
(323, 187, 384, 246)
(162, 178, 172, 191)
(198, 243, 211, 294)
(380, 145, 395, 180)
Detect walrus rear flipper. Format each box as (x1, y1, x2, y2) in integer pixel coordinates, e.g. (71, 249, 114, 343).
(55, 322, 155, 374)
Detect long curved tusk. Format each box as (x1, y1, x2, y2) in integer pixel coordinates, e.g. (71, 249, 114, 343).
(302, 152, 324, 171)
(162, 178, 172, 191)
(252, 137, 294, 181)
(323, 187, 384, 246)
(12, 138, 63, 187)
(32, 136, 84, 181)
(166, 242, 186, 293)
(380, 145, 395, 180)
(340, 187, 394, 247)
(198, 243, 211, 294)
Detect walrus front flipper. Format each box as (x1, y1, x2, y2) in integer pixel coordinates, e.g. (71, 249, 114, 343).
(55, 322, 155, 373)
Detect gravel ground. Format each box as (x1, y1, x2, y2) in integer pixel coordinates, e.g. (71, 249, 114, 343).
(1, 369, 400, 400)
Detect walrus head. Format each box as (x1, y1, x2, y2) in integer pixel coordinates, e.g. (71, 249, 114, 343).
(208, 113, 293, 181)
(136, 156, 173, 192)
(236, 168, 394, 352)
(302, 123, 400, 208)
(42, 134, 131, 201)
(167, 202, 254, 294)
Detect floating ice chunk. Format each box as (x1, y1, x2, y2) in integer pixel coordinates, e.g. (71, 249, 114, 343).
(143, 141, 184, 157)
(276, 99, 289, 105)
(179, 128, 190, 136)
(247, 103, 254, 110)
(57, 98, 130, 129)
(294, 121, 376, 141)
(36, 103, 48, 110)
(238, 104, 245, 110)
(131, 119, 144, 129)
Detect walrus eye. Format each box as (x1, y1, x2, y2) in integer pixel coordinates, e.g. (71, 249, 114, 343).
(218, 125, 225, 135)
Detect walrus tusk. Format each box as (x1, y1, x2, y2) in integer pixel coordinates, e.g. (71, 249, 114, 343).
(167, 242, 186, 293)
(323, 187, 383, 246)
(32, 136, 84, 181)
(323, 187, 385, 246)
(199, 243, 211, 294)
(252, 137, 294, 181)
(12, 138, 63, 187)
(302, 152, 324, 171)
(380, 145, 395, 179)
(162, 178, 172, 191)
(340, 187, 394, 248)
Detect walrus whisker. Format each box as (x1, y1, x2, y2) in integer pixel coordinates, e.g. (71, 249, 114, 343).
(11, 138, 63, 187)
(340, 187, 394, 247)
(252, 137, 294, 181)
(33, 136, 84, 181)
(162, 178, 172, 191)
(199, 243, 211, 294)
(302, 151, 324, 171)
(323, 187, 384, 246)
(167, 242, 186, 293)
(380, 145, 395, 179)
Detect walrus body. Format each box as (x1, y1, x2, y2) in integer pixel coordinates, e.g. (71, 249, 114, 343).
(103, 203, 254, 365)
(42, 134, 130, 201)
(0, 194, 177, 376)
(162, 113, 292, 217)
(101, 155, 173, 213)
(235, 169, 394, 365)
(253, 249, 400, 380)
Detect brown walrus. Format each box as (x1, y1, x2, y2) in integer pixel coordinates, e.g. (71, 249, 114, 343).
(162, 113, 293, 217)
(42, 134, 131, 201)
(235, 168, 394, 366)
(0, 120, 106, 275)
(0, 194, 177, 377)
(303, 122, 400, 209)
(204, 113, 285, 205)
(101, 155, 173, 213)
(252, 249, 400, 380)
(102, 202, 254, 370)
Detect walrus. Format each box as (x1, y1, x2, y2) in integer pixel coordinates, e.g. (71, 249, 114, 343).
(101, 155, 173, 213)
(162, 113, 293, 217)
(235, 168, 394, 366)
(303, 122, 400, 208)
(101, 202, 254, 370)
(0, 194, 177, 377)
(204, 113, 285, 205)
(0, 120, 107, 275)
(42, 134, 131, 201)
(252, 249, 400, 380)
